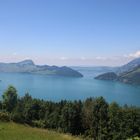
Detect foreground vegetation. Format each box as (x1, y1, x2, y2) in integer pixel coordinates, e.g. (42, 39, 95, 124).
(0, 86, 140, 140)
(127, 138, 140, 140)
(0, 122, 82, 140)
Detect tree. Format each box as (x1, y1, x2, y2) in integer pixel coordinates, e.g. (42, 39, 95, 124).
(82, 98, 95, 136)
(2, 86, 18, 112)
(91, 97, 109, 140)
(60, 101, 83, 135)
(108, 102, 122, 140)
(0, 86, 140, 139)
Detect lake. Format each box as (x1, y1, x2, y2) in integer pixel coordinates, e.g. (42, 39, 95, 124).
(0, 71, 140, 106)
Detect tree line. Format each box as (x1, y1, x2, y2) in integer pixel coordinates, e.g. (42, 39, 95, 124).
(0, 86, 140, 140)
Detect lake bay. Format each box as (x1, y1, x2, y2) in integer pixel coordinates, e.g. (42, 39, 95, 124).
(0, 72, 140, 106)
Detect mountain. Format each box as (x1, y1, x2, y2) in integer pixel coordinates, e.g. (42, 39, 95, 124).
(0, 60, 83, 77)
(17, 59, 35, 66)
(95, 58, 140, 85)
(116, 57, 140, 74)
(71, 66, 116, 77)
(118, 66, 140, 85)
(95, 72, 118, 81)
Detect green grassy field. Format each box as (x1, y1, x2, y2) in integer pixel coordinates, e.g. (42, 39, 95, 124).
(0, 122, 82, 140)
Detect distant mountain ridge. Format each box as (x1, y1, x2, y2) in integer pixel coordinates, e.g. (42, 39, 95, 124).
(116, 57, 140, 74)
(17, 60, 35, 66)
(95, 72, 118, 81)
(95, 57, 140, 85)
(118, 65, 140, 84)
(0, 60, 83, 77)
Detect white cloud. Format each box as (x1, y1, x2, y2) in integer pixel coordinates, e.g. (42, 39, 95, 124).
(24, 57, 31, 60)
(95, 56, 107, 60)
(60, 57, 68, 60)
(129, 51, 140, 58)
(124, 51, 140, 58)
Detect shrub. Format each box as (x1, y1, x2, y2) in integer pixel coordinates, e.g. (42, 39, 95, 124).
(127, 137, 140, 140)
(0, 112, 10, 122)
(32, 120, 46, 128)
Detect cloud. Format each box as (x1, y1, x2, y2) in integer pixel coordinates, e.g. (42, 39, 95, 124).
(60, 57, 68, 60)
(95, 56, 107, 60)
(124, 51, 140, 58)
(129, 51, 140, 58)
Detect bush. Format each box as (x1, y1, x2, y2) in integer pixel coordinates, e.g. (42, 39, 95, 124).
(11, 112, 24, 123)
(0, 112, 10, 122)
(127, 137, 140, 140)
(32, 120, 46, 128)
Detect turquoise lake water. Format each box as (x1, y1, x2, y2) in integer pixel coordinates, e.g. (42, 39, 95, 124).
(0, 72, 140, 106)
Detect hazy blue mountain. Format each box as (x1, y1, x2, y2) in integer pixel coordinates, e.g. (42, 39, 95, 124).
(18, 60, 35, 66)
(95, 57, 140, 85)
(95, 72, 118, 81)
(118, 66, 140, 85)
(117, 57, 140, 74)
(0, 60, 83, 77)
(71, 66, 116, 77)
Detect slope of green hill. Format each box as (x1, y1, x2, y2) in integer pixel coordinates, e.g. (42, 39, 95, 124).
(0, 122, 82, 140)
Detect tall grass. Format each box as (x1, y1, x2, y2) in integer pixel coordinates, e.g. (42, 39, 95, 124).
(0, 122, 82, 140)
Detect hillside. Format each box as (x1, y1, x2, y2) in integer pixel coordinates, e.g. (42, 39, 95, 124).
(117, 57, 140, 74)
(95, 72, 118, 81)
(0, 122, 82, 140)
(119, 66, 140, 84)
(0, 60, 83, 77)
(71, 66, 116, 77)
(95, 66, 140, 85)
(95, 58, 140, 85)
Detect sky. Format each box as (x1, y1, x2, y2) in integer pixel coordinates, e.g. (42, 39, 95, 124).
(0, 0, 140, 66)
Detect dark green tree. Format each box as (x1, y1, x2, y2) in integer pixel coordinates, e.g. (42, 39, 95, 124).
(108, 102, 123, 140)
(82, 98, 95, 136)
(2, 86, 18, 112)
(0, 86, 140, 139)
(91, 97, 109, 140)
(60, 101, 83, 135)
